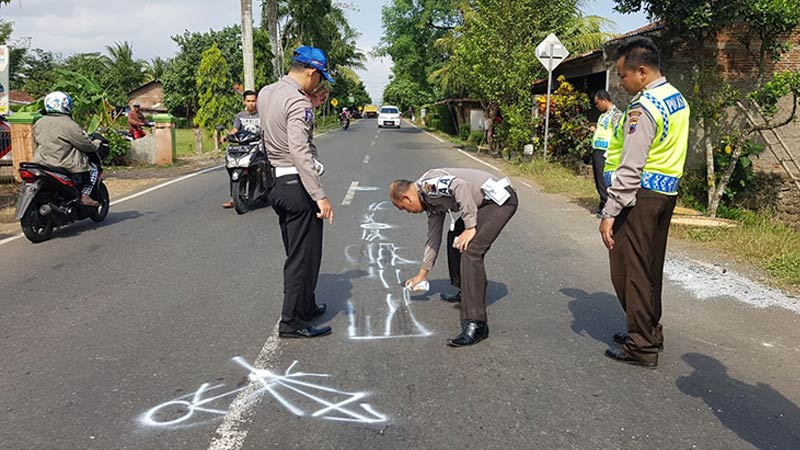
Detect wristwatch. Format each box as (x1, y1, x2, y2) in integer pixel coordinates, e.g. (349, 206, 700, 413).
(599, 211, 615, 219)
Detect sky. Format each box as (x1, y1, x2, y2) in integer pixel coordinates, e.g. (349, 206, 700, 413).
(1, 0, 648, 103)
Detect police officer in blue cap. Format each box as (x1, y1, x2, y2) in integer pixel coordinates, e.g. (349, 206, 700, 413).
(258, 46, 335, 339)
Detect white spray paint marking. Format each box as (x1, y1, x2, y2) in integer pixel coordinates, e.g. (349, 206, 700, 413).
(142, 357, 387, 433)
(345, 201, 433, 340)
(205, 322, 281, 450)
(363, 155, 370, 164)
(664, 256, 800, 314)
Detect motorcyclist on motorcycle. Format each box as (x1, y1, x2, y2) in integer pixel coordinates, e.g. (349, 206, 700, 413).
(223, 89, 261, 209)
(33, 91, 101, 206)
(128, 102, 150, 139)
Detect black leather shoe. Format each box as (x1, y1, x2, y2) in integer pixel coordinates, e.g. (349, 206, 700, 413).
(613, 332, 664, 352)
(447, 321, 489, 347)
(279, 325, 332, 339)
(604, 348, 657, 368)
(309, 303, 327, 319)
(440, 291, 462, 303)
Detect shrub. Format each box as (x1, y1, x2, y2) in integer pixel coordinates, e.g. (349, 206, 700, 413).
(459, 123, 470, 141)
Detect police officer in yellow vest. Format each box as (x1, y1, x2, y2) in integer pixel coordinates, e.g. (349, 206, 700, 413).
(599, 37, 690, 368)
(590, 90, 623, 216)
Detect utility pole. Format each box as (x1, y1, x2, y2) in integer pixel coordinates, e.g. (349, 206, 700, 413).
(241, 0, 255, 90)
(265, 0, 283, 81)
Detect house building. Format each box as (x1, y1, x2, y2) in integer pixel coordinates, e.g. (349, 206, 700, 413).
(128, 80, 167, 113)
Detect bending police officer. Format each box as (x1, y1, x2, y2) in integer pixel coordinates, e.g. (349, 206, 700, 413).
(390, 168, 518, 347)
(258, 46, 335, 339)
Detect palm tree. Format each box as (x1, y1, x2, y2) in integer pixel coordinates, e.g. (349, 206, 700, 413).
(104, 41, 147, 104)
(144, 57, 170, 82)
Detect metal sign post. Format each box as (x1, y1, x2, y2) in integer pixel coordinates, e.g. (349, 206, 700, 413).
(535, 34, 569, 161)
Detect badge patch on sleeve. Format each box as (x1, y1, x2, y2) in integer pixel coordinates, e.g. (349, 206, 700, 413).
(304, 108, 313, 123)
(628, 117, 640, 135)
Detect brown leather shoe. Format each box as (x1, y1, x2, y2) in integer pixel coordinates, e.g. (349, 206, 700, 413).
(80, 194, 99, 207)
(604, 348, 657, 368)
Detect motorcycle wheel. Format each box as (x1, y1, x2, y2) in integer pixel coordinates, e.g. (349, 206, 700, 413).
(90, 182, 110, 222)
(20, 196, 54, 243)
(233, 178, 250, 215)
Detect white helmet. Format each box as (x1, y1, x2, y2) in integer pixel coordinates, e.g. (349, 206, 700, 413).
(44, 91, 73, 115)
(343, 107, 348, 112)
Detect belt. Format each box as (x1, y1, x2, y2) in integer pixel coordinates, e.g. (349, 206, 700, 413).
(604, 170, 679, 194)
(274, 166, 299, 177)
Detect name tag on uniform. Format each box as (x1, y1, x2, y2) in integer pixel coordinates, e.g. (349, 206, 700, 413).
(664, 93, 686, 115)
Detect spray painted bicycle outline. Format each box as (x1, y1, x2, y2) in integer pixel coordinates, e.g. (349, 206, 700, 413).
(139, 357, 387, 428)
(344, 201, 433, 340)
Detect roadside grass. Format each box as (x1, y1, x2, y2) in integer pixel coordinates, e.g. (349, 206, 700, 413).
(418, 122, 800, 291)
(175, 128, 217, 157)
(671, 208, 800, 290)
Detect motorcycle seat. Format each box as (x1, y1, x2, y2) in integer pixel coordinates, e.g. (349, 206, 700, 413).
(20, 162, 76, 176)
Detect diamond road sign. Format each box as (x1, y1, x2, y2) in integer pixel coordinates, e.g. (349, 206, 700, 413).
(536, 33, 569, 72)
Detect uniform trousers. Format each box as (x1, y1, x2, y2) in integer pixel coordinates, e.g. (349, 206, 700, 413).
(591, 149, 608, 209)
(446, 188, 518, 322)
(609, 188, 676, 363)
(267, 174, 323, 332)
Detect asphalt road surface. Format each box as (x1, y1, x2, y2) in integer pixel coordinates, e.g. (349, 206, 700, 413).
(2, 119, 799, 450)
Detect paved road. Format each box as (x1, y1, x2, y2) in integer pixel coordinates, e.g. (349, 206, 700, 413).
(2, 119, 799, 450)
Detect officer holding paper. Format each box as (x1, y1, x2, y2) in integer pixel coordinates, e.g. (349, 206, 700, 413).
(390, 168, 518, 347)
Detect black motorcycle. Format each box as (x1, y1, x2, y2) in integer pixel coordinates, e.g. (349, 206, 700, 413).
(340, 114, 350, 130)
(14, 133, 111, 243)
(224, 130, 271, 214)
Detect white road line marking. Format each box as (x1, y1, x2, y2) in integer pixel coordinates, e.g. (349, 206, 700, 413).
(455, 149, 504, 173)
(341, 181, 359, 205)
(206, 322, 282, 450)
(370, 141, 375, 147)
(403, 119, 444, 143)
(110, 165, 223, 206)
(363, 155, 370, 164)
(520, 181, 533, 189)
(0, 164, 226, 247)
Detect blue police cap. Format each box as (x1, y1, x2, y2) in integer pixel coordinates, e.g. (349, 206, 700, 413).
(292, 46, 334, 83)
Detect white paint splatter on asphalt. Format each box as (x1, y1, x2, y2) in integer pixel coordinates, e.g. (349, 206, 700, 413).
(664, 256, 800, 314)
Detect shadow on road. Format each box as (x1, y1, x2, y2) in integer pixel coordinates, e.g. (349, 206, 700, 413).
(57, 210, 147, 238)
(561, 287, 624, 347)
(677, 353, 800, 449)
(315, 269, 369, 324)
(425, 278, 509, 307)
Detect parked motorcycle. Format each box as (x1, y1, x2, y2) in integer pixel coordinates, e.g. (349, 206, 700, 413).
(224, 130, 271, 214)
(14, 133, 111, 243)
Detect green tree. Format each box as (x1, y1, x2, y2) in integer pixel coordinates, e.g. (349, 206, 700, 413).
(615, 0, 800, 217)
(145, 57, 171, 82)
(194, 44, 240, 136)
(103, 41, 147, 105)
(18, 48, 60, 98)
(62, 52, 109, 87)
(434, 0, 610, 150)
(379, 0, 462, 104)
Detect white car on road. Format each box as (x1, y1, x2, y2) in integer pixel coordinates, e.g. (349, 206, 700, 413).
(377, 106, 401, 128)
